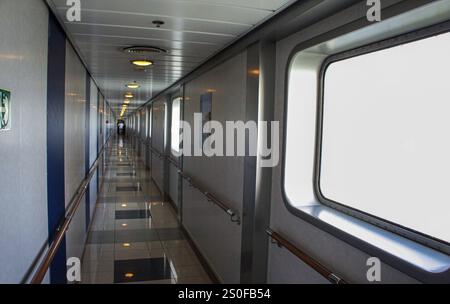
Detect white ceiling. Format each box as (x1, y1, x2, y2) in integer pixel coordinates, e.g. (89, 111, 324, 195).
(47, 0, 295, 114)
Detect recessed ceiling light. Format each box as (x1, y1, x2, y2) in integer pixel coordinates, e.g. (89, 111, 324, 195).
(122, 46, 168, 55)
(131, 59, 153, 67)
(123, 243, 131, 248)
(122, 223, 128, 227)
(121, 204, 128, 207)
(125, 93, 134, 98)
(126, 82, 140, 89)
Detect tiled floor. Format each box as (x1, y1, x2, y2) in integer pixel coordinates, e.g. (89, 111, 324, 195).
(81, 137, 212, 284)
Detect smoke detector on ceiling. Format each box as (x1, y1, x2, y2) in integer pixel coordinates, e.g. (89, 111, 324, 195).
(152, 20, 165, 28)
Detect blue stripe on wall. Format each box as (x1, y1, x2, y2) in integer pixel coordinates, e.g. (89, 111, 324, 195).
(47, 13, 67, 284)
(85, 73, 91, 231)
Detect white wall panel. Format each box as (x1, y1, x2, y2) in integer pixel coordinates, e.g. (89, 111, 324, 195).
(0, 0, 49, 283)
(64, 43, 87, 261)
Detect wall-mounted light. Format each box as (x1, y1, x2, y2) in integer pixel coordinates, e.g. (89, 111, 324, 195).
(126, 82, 140, 89)
(131, 59, 153, 67)
(248, 69, 260, 76)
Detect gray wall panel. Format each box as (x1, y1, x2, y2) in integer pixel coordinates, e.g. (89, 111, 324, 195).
(168, 163, 179, 208)
(152, 99, 166, 193)
(182, 52, 247, 283)
(89, 79, 99, 218)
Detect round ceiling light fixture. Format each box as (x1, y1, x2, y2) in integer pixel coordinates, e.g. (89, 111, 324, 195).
(124, 93, 134, 99)
(131, 59, 153, 67)
(126, 81, 140, 89)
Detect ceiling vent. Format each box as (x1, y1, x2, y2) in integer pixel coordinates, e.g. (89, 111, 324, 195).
(122, 46, 168, 55)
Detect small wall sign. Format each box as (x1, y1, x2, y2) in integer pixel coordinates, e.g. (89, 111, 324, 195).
(0, 89, 11, 131)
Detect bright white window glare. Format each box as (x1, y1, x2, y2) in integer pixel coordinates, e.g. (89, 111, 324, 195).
(171, 98, 181, 153)
(321, 32, 450, 244)
(137, 114, 140, 133)
(148, 107, 152, 138)
(145, 108, 149, 138)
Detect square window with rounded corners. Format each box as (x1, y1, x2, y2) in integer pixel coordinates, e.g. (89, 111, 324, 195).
(284, 22, 450, 261)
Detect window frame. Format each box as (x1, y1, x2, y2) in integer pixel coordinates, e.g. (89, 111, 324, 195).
(280, 15, 450, 282)
(313, 23, 450, 255)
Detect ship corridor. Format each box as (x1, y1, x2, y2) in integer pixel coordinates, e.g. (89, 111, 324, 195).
(0, 0, 449, 289)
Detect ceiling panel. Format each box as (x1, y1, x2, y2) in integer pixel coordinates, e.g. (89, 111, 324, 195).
(47, 0, 295, 115)
(66, 23, 233, 45)
(61, 10, 251, 36)
(53, 0, 276, 24)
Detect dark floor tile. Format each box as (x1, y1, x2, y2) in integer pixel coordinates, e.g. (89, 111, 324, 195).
(104, 178, 152, 184)
(116, 172, 136, 177)
(115, 229, 160, 243)
(87, 231, 115, 244)
(116, 186, 142, 192)
(98, 197, 116, 203)
(99, 195, 161, 204)
(115, 209, 151, 220)
(114, 258, 173, 283)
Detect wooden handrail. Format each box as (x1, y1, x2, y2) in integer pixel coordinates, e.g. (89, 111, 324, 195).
(266, 229, 348, 284)
(148, 145, 164, 159)
(147, 144, 180, 167)
(30, 138, 112, 284)
(179, 171, 241, 225)
(166, 155, 180, 168)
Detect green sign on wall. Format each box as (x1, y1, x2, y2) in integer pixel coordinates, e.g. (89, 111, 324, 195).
(0, 89, 11, 131)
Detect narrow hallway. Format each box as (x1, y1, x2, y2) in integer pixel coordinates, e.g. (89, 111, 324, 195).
(81, 136, 212, 284)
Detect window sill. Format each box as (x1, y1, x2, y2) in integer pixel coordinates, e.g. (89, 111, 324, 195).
(292, 202, 450, 282)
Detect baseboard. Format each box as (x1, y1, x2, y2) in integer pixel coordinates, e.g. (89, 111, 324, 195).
(164, 192, 179, 214)
(180, 225, 221, 284)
